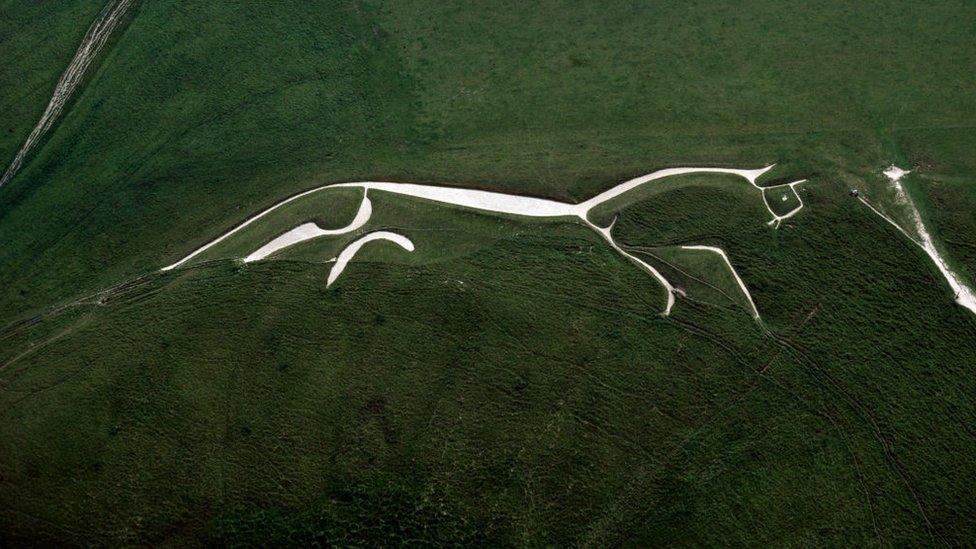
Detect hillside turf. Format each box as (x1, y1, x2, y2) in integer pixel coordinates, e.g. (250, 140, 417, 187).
(2, 0, 976, 545)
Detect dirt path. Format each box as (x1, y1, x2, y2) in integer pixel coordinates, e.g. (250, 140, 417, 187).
(860, 167, 976, 315)
(0, 0, 135, 189)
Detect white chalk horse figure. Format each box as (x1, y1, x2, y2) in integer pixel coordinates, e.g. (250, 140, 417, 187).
(165, 165, 808, 322)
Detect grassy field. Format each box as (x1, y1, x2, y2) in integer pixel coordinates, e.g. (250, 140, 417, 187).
(0, 0, 105, 166)
(632, 246, 756, 318)
(2, 0, 975, 320)
(3, 182, 976, 544)
(2, 0, 976, 545)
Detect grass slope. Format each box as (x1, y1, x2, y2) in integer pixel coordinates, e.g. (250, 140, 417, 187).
(2, 0, 976, 545)
(632, 246, 756, 318)
(0, 0, 106, 169)
(4, 179, 976, 544)
(2, 0, 976, 320)
(0, 0, 418, 320)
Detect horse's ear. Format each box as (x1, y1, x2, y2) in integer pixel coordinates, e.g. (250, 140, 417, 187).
(749, 164, 777, 184)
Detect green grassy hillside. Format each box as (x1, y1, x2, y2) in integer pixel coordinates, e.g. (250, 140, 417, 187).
(0, 0, 105, 168)
(2, 0, 976, 545)
(4, 183, 976, 545)
(3, 0, 975, 320)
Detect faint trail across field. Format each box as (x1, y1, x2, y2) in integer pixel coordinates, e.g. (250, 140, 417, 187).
(0, 0, 135, 189)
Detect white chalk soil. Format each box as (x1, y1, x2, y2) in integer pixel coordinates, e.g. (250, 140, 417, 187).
(761, 179, 807, 228)
(860, 166, 976, 315)
(327, 231, 415, 287)
(883, 165, 909, 183)
(166, 165, 806, 321)
(244, 195, 373, 263)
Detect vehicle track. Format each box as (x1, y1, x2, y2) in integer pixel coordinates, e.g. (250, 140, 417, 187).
(0, 0, 135, 189)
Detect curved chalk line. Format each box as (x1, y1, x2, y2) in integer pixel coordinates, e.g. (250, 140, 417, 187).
(763, 179, 808, 228)
(679, 245, 760, 320)
(244, 191, 373, 263)
(165, 165, 784, 271)
(327, 231, 415, 287)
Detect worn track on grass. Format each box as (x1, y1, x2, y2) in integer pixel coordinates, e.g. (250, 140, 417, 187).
(0, 0, 136, 189)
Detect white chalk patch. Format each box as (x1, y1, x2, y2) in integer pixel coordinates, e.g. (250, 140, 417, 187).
(327, 231, 415, 287)
(884, 165, 912, 204)
(883, 165, 909, 182)
(244, 196, 372, 262)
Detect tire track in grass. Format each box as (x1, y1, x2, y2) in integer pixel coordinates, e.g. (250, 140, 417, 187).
(0, 0, 135, 189)
(764, 325, 943, 544)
